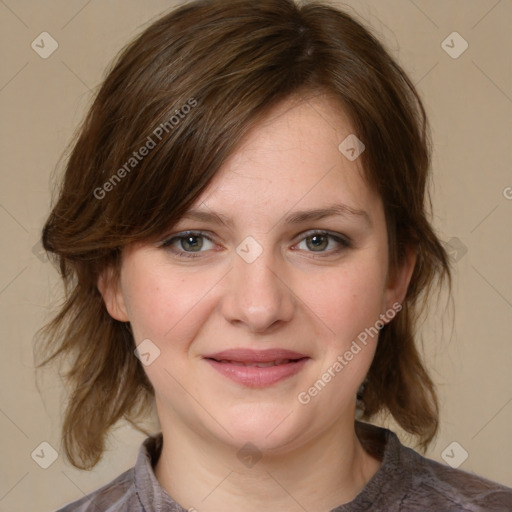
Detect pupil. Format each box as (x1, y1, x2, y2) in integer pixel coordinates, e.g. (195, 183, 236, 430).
(308, 235, 327, 251)
(183, 235, 202, 251)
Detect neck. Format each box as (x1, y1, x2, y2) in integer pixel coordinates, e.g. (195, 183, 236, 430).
(154, 413, 382, 512)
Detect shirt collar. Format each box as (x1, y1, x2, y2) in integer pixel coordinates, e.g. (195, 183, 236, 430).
(134, 432, 186, 512)
(133, 421, 405, 511)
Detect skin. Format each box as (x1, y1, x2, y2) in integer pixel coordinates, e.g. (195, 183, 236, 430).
(99, 93, 416, 512)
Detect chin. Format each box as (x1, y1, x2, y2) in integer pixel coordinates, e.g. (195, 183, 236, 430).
(207, 401, 311, 454)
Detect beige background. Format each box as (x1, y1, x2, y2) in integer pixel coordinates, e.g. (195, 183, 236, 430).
(0, 0, 511, 510)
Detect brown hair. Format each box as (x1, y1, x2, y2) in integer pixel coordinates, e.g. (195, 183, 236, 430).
(36, 0, 451, 469)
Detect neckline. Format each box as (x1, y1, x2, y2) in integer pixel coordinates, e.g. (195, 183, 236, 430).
(135, 421, 408, 511)
(331, 421, 408, 511)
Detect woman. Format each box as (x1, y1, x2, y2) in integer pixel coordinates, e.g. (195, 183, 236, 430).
(37, 0, 512, 510)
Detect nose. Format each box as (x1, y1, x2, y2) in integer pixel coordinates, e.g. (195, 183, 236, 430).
(220, 246, 296, 333)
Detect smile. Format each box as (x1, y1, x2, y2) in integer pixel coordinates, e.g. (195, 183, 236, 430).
(203, 348, 309, 387)
(215, 359, 295, 367)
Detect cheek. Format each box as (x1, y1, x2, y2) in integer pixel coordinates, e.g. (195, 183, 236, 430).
(123, 268, 220, 398)
(123, 266, 218, 347)
(298, 257, 388, 345)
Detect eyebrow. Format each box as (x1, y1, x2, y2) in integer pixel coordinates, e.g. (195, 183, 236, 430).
(180, 203, 372, 228)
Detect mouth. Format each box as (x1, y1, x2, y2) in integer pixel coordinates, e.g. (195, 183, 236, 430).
(202, 348, 309, 387)
(211, 358, 301, 367)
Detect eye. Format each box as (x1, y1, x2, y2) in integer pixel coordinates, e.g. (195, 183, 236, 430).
(295, 230, 351, 255)
(160, 229, 352, 260)
(160, 231, 216, 258)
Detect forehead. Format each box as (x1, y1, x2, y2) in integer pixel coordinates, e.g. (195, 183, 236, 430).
(189, 93, 382, 227)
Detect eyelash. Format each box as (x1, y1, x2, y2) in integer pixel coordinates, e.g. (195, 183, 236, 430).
(160, 230, 352, 259)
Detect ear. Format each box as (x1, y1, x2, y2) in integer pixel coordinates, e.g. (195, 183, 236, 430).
(97, 266, 129, 322)
(383, 244, 417, 312)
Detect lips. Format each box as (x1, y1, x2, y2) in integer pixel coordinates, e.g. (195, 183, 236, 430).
(215, 359, 295, 367)
(203, 348, 307, 363)
(203, 348, 309, 387)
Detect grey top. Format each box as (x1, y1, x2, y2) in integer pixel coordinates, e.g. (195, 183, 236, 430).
(56, 421, 512, 511)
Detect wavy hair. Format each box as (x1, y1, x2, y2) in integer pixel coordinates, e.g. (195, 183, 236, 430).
(35, 0, 451, 469)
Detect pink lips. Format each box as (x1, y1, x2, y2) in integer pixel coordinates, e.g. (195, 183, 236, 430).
(203, 348, 309, 388)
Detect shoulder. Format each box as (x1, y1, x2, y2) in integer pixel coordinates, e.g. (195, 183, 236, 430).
(403, 445, 512, 511)
(55, 467, 137, 511)
(352, 421, 512, 512)
(55, 433, 188, 512)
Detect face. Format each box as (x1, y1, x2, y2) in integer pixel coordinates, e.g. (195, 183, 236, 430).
(100, 93, 415, 454)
